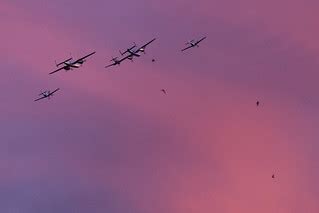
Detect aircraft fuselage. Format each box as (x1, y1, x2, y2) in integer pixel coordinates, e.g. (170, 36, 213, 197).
(63, 62, 82, 70)
(41, 91, 50, 97)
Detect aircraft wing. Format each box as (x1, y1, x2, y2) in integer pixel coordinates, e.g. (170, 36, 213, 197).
(138, 38, 156, 50)
(181, 45, 193, 52)
(34, 95, 47, 102)
(49, 66, 67, 74)
(49, 88, 60, 95)
(73, 51, 96, 64)
(195, 36, 206, 45)
(105, 61, 117, 68)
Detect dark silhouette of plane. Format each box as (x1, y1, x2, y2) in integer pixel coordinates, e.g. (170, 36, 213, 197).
(256, 101, 260, 106)
(34, 88, 60, 102)
(49, 52, 96, 74)
(161, 89, 166, 94)
(105, 55, 130, 68)
(181, 36, 206, 52)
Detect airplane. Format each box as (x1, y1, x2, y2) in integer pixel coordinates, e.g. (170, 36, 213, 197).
(49, 51, 96, 74)
(34, 88, 60, 102)
(181, 36, 206, 52)
(105, 55, 131, 68)
(120, 38, 156, 60)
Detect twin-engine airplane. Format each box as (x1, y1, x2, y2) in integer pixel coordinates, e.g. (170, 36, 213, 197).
(34, 88, 60, 102)
(181, 36, 206, 52)
(49, 51, 96, 74)
(120, 38, 156, 60)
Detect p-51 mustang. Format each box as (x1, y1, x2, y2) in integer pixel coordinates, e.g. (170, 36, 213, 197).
(34, 88, 60, 102)
(105, 55, 131, 69)
(49, 51, 96, 74)
(181, 36, 206, 52)
(120, 38, 156, 60)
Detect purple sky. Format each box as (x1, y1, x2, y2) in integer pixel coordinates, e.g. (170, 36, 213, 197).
(1, 0, 319, 212)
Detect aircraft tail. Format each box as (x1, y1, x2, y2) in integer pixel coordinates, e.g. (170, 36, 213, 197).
(55, 57, 72, 67)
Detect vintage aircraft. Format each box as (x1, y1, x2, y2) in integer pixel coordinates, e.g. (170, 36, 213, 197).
(105, 55, 131, 68)
(120, 38, 156, 60)
(181, 36, 206, 52)
(34, 88, 60, 102)
(49, 51, 96, 74)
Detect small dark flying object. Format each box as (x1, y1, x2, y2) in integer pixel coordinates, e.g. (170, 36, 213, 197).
(34, 88, 60, 102)
(181, 36, 206, 52)
(272, 174, 275, 179)
(152, 59, 155, 62)
(256, 101, 260, 106)
(161, 89, 166, 94)
(105, 55, 131, 68)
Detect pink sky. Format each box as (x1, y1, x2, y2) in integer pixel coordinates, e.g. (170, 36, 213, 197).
(1, 0, 319, 212)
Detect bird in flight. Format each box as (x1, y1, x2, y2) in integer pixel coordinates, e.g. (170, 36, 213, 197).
(272, 174, 275, 179)
(256, 101, 260, 106)
(161, 89, 166, 94)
